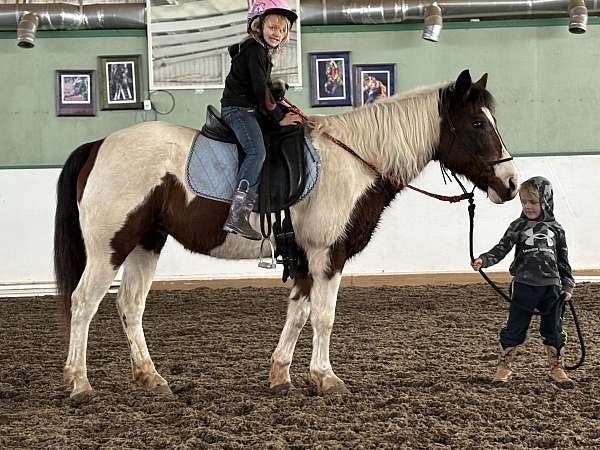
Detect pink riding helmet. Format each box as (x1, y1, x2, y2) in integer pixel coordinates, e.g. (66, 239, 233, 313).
(247, 0, 298, 31)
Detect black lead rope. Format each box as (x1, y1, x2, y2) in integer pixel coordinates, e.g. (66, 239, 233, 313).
(465, 190, 585, 371)
(561, 299, 586, 370)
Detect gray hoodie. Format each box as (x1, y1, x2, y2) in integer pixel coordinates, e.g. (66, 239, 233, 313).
(479, 176, 575, 293)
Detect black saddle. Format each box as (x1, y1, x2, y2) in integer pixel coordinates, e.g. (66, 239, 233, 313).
(201, 105, 308, 282)
(200, 105, 307, 213)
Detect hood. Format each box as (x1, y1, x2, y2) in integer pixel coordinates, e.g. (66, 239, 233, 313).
(522, 176, 555, 221)
(228, 37, 266, 59)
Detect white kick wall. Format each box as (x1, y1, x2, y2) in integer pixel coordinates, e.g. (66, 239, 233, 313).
(1, 155, 598, 296)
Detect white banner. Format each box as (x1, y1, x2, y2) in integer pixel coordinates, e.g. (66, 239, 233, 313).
(147, 0, 302, 90)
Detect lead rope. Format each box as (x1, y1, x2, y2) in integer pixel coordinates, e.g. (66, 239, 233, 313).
(282, 97, 584, 369)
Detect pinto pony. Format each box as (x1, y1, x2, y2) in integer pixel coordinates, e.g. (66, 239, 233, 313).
(54, 70, 519, 398)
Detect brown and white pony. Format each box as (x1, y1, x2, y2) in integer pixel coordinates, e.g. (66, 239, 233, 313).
(54, 70, 519, 398)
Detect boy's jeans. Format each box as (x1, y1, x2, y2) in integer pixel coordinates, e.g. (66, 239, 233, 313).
(500, 283, 565, 350)
(221, 106, 266, 193)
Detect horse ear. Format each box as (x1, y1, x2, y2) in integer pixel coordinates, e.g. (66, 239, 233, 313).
(454, 69, 472, 102)
(474, 73, 488, 90)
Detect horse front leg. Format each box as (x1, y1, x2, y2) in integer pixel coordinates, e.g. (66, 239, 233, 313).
(269, 274, 312, 393)
(308, 272, 348, 395)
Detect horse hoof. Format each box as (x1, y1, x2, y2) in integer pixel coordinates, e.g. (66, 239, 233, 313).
(271, 382, 294, 395)
(321, 382, 350, 396)
(68, 388, 95, 404)
(150, 383, 173, 395)
(556, 380, 576, 390)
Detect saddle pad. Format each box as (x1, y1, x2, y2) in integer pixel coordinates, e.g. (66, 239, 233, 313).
(185, 131, 320, 205)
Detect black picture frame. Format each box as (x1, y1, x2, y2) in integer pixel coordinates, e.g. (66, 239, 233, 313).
(55, 70, 95, 116)
(309, 51, 352, 107)
(353, 64, 396, 107)
(98, 55, 143, 110)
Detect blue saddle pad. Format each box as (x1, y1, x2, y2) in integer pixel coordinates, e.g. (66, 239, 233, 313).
(185, 132, 320, 205)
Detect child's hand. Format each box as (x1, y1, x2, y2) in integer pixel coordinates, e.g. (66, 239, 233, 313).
(471, 258, 483, 271)
(279, 112, 302, 126)
(561, 291, 572, 302)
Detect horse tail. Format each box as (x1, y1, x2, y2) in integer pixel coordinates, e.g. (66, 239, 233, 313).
(53, 140, 99, 329)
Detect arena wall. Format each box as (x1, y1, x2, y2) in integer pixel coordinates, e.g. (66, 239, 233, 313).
(1, 22, 599, 293)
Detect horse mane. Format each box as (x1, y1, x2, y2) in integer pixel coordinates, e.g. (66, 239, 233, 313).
(309, 82, 448, 183)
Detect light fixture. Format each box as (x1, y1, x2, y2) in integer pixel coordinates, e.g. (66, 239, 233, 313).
(568, 0, 588, 34)
(17, 12, 39, 48)
(422, 2, 443, 43)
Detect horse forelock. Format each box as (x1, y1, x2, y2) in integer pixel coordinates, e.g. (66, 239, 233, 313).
(309, 83, 445, 183)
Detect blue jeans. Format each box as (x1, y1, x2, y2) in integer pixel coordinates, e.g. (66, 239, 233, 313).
(221, 106, 266, 193)
(499, 282, 565, 350)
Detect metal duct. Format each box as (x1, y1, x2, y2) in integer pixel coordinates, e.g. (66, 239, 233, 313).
(422, 2, 442, 42)
(569, 0, 588, 33)
(300, 0, 600, 26)
(17, 12, 38, 48)
(0, 3, 145, 32)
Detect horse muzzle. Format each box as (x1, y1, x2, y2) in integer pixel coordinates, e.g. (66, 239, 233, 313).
(488, 175, 519, 204)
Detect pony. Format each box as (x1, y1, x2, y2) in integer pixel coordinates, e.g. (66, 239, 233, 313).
(54, 70, 519, 398)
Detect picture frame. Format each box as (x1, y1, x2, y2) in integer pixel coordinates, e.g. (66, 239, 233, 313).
(353, 64, 396, 107)
(98, 55, 142, 110)
(55, 70, 95, 116)
(309, 51, 352, 107)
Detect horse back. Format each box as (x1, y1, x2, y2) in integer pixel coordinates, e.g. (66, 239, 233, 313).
(83, 121, 197, 204)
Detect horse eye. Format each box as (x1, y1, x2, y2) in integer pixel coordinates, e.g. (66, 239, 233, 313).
(473, 121, 484, 128)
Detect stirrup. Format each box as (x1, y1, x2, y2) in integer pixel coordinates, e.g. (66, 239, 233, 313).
(258, 238, 277, 269)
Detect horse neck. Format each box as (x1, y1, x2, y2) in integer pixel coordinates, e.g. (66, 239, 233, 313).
(312, 85, 444, 183)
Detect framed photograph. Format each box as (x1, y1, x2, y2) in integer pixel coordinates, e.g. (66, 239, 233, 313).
(98, 55, 142, 110)
(309, 51, 351, 107)
(55, 70, 95, 116)
(353, 64, 396, 107)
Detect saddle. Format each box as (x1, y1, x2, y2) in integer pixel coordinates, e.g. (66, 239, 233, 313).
(199, 105, 310, 281)
(201, 105, 307, 213)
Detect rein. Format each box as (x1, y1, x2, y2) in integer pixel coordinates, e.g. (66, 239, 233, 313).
(281, 99, 473, 204)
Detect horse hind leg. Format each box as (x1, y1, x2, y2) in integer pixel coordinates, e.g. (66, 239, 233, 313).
(115, 244, 171, 395)
(64, 256, 118, 398)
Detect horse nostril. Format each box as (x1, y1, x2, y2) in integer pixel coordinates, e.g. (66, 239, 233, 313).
(508, 176, 519, 194)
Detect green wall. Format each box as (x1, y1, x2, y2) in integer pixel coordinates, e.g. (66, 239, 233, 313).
(1, 20, 599, 167)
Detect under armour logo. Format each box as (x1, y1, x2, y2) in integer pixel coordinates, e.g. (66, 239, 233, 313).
(524, 227, 554, 246)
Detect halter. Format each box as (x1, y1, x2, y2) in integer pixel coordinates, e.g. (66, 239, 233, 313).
(438, 86, 513, 180)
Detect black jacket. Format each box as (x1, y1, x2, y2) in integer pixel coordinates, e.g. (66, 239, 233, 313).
(221, 38, 285, 125)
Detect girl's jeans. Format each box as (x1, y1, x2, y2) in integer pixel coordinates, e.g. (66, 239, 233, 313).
(221, 106, 266, 194)
(499, 282, 565, 350)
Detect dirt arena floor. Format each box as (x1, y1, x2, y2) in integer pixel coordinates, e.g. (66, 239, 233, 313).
(1, 282, 599, 449)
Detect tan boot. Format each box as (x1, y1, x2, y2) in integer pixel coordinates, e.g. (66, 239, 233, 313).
(493, 346, 516, 383)
(545, 345, 575, 389)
